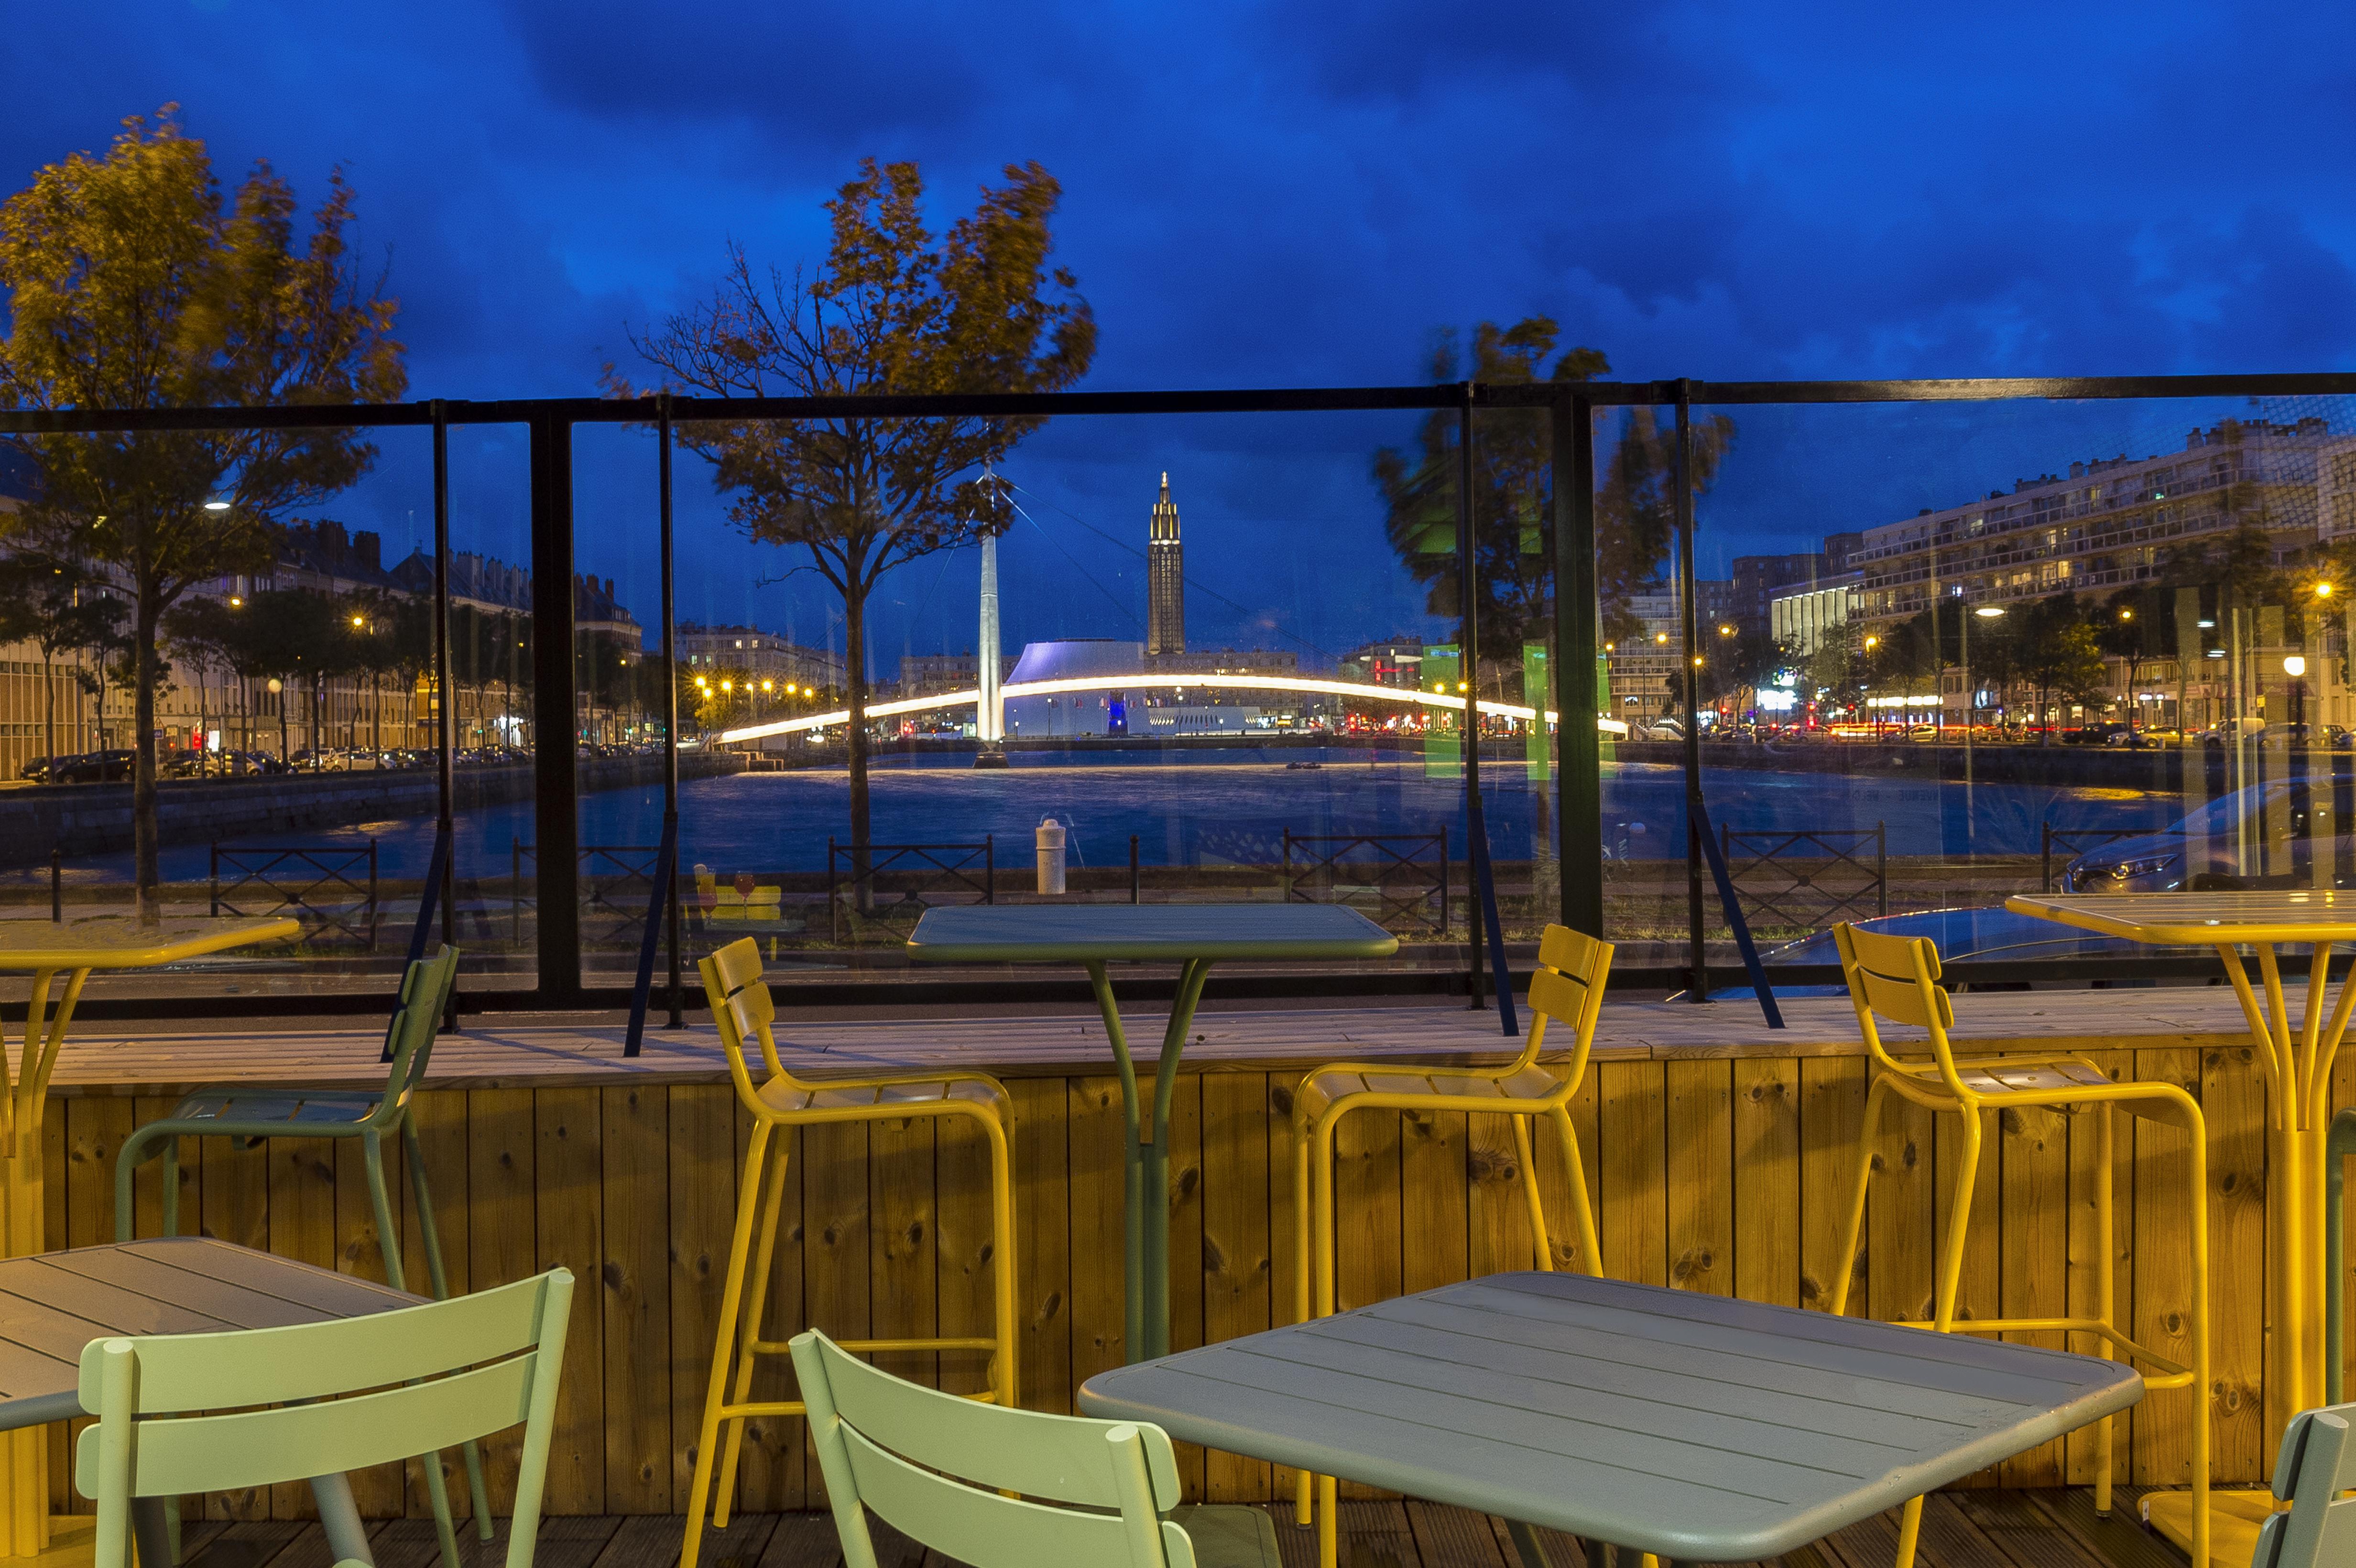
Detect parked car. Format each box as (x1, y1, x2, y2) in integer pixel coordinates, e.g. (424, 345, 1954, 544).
(2061, 779, 2356, 892)
(44, 750, 136, 784)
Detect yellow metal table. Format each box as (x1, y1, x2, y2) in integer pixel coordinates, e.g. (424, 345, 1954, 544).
(2007, 890, 2356, 1568)
(0, 914, 298, 1556)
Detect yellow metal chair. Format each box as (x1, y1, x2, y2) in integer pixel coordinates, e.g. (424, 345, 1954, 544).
(681, 937, 1019, 1568)
(1829, 922, 2209, 1568)
(1290, 923, 1613, 1568)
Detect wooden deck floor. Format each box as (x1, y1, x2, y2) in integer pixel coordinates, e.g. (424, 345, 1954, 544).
(110, 1491, 2193, 1568)
(43, 984, 2266, 1094)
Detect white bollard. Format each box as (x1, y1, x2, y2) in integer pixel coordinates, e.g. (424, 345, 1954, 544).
(1036, 816, 1068, 895)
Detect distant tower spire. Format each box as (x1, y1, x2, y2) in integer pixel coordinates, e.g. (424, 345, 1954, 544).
(1147, 473, 1184, 656)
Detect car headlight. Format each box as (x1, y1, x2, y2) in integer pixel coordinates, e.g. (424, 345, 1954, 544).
(2079, 852, 2177, 887)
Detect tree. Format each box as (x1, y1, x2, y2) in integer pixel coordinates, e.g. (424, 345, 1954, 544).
(621, 157, 1093, 862)
(0, 551, 125, 767)
(1373, 318, 1736, 696)
(2094, 585, 2175, 733)
(2014, 594, 2106, 737)
(1374, 320, 1607, 696)
(0, 110, 404, 903)
(1698, 626, 1786, 709)
(1801, 622, 1866, 716)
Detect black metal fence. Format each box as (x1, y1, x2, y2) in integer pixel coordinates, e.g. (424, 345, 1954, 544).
(827, 838, 996, 944)
(1718, 825, 1887, 930)
(1282, 830, 1449, 935)
(209, 840, 381, 948)
(513, 841, 668, 947)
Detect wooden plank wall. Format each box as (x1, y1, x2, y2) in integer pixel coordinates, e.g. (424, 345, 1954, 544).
(39, 1048, 2310, 1519)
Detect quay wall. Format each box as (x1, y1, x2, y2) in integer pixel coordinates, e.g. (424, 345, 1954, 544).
(0, 751, 747, 866)
(1619, 738, 2243, 793)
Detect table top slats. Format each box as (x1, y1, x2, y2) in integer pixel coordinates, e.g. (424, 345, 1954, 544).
(0, 915, 300, 971)
(0, 1259, 243, 1339)
(2008, 891, 2356, 944)
(1318, 1301, 1980, 1448)
(119, 1235, 416, 1318)
(1079, 1271, 2140, 1559)
(906, 903, 1399, 962)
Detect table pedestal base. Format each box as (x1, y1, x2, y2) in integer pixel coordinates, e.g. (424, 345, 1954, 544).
(2144, 1486, 2269, 1568)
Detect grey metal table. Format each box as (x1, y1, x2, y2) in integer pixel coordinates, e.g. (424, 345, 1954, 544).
(0, 1236, 429, 1566)
(1078, 1271, 2143, 1568)
(906, 904, 1397, 1362)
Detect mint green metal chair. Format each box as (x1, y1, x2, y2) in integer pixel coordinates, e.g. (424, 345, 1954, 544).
(792, 1329, 1279, 1568)
(76, 1268, 573, 1568)
(2253, 1403, 2356, 1568)
(111, 946, 492, 1540)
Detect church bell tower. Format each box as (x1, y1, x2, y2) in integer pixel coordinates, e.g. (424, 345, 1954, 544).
(1146, 472, 1184, 657)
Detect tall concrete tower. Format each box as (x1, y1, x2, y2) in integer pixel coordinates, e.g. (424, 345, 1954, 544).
(977, 531, 1003, 742)
(1146, 472, 1184, 657)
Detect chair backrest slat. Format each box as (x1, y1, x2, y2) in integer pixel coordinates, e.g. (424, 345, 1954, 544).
(77, 1352, 535, 1498)
(700, 938, 795, 1102)
(2257, 1405, 2356, 1568)
(78, 1268, 558, 1412)
(383, 946, 460, 1109)
(1834, 923, 1963, 1090)
(1516, 924, 1614, 1078)
(76, 1269, 573, 1568)
(794, 1330, 1190, 1568)
(836, 1422, 1193, 1568)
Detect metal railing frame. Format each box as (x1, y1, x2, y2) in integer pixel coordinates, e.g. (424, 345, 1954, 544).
(1281, 829, 1449, 936)
(1719, 824, 1889, 928)
(208, 839, 382, 949)
(14, 370, 2356, 1018)
(826, 838, 996, 945)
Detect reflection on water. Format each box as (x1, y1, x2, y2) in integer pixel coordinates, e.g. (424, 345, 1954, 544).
(43, 748, 2188, 882)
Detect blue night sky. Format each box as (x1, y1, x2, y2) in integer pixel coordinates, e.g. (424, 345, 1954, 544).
(8, 2, 2356, 675)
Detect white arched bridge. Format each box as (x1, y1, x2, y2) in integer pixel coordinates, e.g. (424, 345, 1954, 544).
(716, 672, 1628, 744)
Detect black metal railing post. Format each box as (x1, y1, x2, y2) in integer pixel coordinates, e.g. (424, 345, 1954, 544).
(828, 835, 840, 945)
(625, 814, 677, 1058)
(1876, 822, 1888, 916)
(528, 409, 582, 1007)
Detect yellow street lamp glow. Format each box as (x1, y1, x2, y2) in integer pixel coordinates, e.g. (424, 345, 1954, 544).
(1654, 632, 1669, 644)
(228, 596, 242, 608)
(1863, 636, 1879, 650)
(720, 680, 732, 692)
(1691, 656, 1704, 667)
(1717, 623, 1735, 636)
(761, 680, 774, 692)
(1975, 606, 2006, 619)
(2118, 607, 2133, 621)
(2318, 582, 2336, 598)
(350, 615, 365, 627)
(2285, 655, 2308, 677)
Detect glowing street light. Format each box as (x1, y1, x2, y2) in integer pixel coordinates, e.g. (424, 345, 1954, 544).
(202, 499, 230, 512)
(2285, 655, 2309, 678)
(1974, 605, 2006, 619)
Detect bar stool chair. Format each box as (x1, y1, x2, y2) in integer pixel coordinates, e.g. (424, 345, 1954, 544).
(112, 944, 491, 1548)
(1829, 923, 2209, 1568)
(1289, 923, 1613, 1568)
(682, 937, 1019, 1568)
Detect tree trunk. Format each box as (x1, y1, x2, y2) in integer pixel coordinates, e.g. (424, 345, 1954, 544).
(41, 658, 55, 778)
(132, 573, 162, 916)
(846, 571, 873, 914)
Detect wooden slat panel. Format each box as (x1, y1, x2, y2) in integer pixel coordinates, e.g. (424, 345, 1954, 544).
(1008, 1078, 1069, 1418)
(1265, 1073, 1307, 1513)
(1066, 1076, 1127, 1386)
(931, 1095, 997, 1403)
(1800, 1057, 1867, 1315)
(200, 1106, 270, 1521)
(1936, 1105, 2000, 1488)
(538, 1087, 607, 1514)
(266, 1127, 338, 1521)
(2203, 1039, 2265, 1481)
(1997, 1099, 2068, 1488)
(1599, 1062, 1665, 1286)
(1165, 1075, 1206, 1500)
(396, 1089, 464, 1521)
(665, 1087, 735, 1506)
(2064, 1051, 2133, 1491)
(1869, 1089, 1934, 1327)
(1399, 1102, 1468, 1297)
(2131, 1046, 2200, 1489)
(867, 1105, 936, 1390)
(1201, 1072, 1273, 1503)
(465, 1089, 536, 1515)
(603, 1085, 671, 1512)
(799, 1113, 868, 1503)
(1666, 1060, 1731, 1295)
(1466, 1109, 1533, 1279)
(1732, 1059, 1799, 1307)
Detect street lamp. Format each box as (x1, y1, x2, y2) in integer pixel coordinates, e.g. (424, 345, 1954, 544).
(2286, 654, 2310, 735)
(266, 677, 287, 767)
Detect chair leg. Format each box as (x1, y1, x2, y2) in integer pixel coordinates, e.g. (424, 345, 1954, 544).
(1931, 1109, 1984, 1333)
(418, 1434, 462, 1568)
(1510, 1115, 1555, 1271)
(681, 1122, 773, 1568)
(711, 1125, 790, 1535)
(1827, 1075, 1889, 1318)
(2093, 1103, 2116, 1516)
(362, 1132, 406, 1294)
(113, 1127, 155, 1243)
(1291, 1121, 1314, 1528)
(160, 1137, 182, 1240)
(1547, 1106, 1602, 1276)
(404, 1118, 493, 1541)
(1310, 1113, 1344, 1562)
(2184, 1111, 2211, 1568)
(982, 1109, 1019, 1409)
